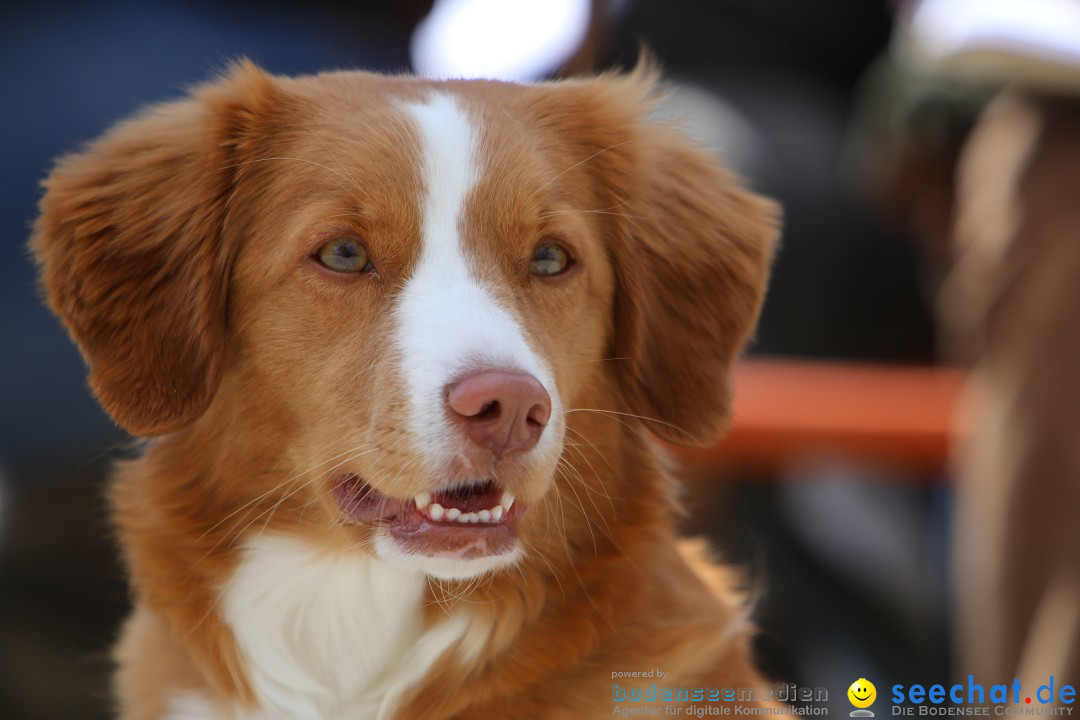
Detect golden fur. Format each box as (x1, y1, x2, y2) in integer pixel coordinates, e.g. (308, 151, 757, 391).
(32, 61, 779, 718)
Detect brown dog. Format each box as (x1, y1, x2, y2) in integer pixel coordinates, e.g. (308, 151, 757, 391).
(32, 61, 778, 719)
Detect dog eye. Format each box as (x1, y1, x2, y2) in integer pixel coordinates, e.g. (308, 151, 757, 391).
(315, 237, 371, 273)
(529, 242, 571, 276)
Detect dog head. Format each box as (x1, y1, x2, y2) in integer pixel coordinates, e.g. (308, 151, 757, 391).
(32, 62, 777, 580)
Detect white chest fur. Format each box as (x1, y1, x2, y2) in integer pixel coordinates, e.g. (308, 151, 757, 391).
(199, 534, 469, 720)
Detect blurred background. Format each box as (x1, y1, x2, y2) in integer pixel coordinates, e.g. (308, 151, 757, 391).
(4, 0, 1080, 717)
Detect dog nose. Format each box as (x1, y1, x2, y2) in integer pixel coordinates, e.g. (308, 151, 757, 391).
(446, 371, 551, 456)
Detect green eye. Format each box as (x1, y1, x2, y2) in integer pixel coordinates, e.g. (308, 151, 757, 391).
(316, 237, 371, 273)
(529, 242, 571, 276)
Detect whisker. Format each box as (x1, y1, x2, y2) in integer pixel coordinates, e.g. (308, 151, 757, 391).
(555, 463, 598, 555)
(224, 156, 360, 188)
(565, 407, 690, 436)
(533, 140, 633, 195)
(196, 439, 372, 541)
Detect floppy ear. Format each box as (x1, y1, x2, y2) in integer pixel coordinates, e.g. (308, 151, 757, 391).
(608, 84, 779, 446)
(30, 61, 279, 436)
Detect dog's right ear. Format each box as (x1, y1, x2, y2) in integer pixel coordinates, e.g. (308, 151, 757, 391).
(30, 61, 280, 436)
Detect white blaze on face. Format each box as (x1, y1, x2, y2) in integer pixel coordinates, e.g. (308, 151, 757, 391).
(395, 93, 560, 463)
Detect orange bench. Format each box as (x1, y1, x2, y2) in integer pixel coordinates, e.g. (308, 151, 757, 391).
(671, 359, 966, 474)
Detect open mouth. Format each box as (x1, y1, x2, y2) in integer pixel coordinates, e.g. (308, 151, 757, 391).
(332, 475, 522, 560)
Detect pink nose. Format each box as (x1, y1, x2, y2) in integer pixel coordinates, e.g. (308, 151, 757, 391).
(446, 370, 551, 457)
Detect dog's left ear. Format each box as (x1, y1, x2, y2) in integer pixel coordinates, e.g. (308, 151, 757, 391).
(600, 77, 780, 446)
(30, 61, 280, 436)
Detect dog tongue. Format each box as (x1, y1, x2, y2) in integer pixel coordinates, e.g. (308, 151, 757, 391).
(431, 480, 501, 513)
(397, 504, 424, 532)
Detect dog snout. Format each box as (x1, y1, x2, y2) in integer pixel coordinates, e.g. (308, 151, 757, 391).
(446, 370, 551, 457)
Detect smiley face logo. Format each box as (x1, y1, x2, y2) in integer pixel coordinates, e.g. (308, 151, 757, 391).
(848, 679, 877, 709)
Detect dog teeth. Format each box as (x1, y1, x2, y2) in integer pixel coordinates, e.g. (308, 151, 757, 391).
(444, 505, 506, 524)
(418, 490, 516, 524)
